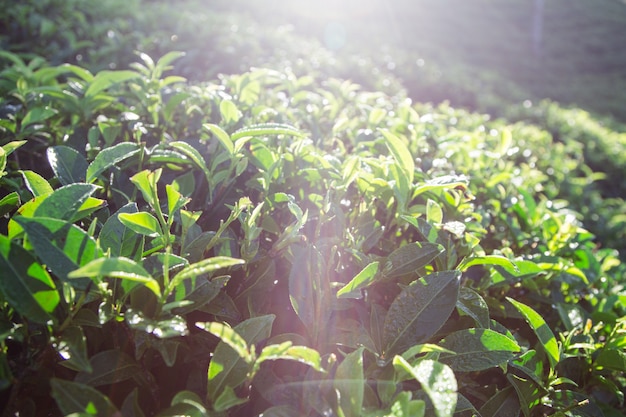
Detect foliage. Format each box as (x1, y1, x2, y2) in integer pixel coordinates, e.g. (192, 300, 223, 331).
(0, 48, 624, 417)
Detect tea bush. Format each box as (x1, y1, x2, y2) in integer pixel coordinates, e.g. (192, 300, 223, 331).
(0, 50, 624, 417)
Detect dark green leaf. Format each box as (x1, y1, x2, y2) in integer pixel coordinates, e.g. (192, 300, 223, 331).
(334, 347, 365, 417)
(0, 235, 59, 323)
(507, 374, 542, 417)
(478, 387, 520, 417)
(595, 348, 626, 371)
(75, 350, 141, 387)
(383, 271, 460, 358)
(99, 203, 143, 258)
(86, 142, 140, 183)
(34, 183, 99, 221)
(438, 328, 521, 372)
(382, 242, 444, 278)
(55, 326, 91, 372)
(15, 216, 102, 284)
(456, 287, 490, 328)
(47, 146, 88, 185)
(50, 378, 118, 417)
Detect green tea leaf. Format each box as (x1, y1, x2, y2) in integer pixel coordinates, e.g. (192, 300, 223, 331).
(21, 106, 57, 127)
(14, 216, 102, 284)
(379, 129, 414, 185)
(388, 391, 425, 417)
(203, 124, 233, 155)
(168, 141, 212, 187)
(165, 184, 189, 220)
(125, 309, 188, 339)
(34, 183, 98, 221)
(99, 203, 144, 259)
(68, 257, 161, 297)
(0, 192, 20, 217)
(288, 245, 331, 341)
(50, 378, 119, 417)
(167, 256, 244, 296)
(438, 328, 521, 372)
(382, 242, 444, 278)
(75, 350, 141, 387)
(0, 234, 60, 323)
(55, 326, 92, 372)
(507, 298, 559, 369)
(130, 169, 161, 210)
(205, 315, 275, 403)
(220, 99, 241, 124)
(47, 146, 88, 185)
(230, 123, 304, 141)
(478, 387, 520, 417)
(213, 385, 248, 412)
(86, 142, 140, 183)
(20, 169, 53, 197)
(85, 70, 140, 96)
(383, 271, 460, 357)
(337, 261, 380, 299)
(393, 357, 457, 417)
(255, 342, 324, 372)
(427, 199, 443, 224)
(334, 347, 365, 417)
(118, 212, 162, 237)
(595, 348, 626, 371)
(196, 321, 252, 363)
(456, 287, 490, 328)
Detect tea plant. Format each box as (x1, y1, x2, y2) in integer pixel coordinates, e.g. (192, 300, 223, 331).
(0, 49, 624, 417)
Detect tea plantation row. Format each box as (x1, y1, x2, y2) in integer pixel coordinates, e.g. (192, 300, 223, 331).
(1, 1, 625, 416)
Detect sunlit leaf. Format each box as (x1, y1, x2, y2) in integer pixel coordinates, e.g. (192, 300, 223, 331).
(167, 256, 244, 296)
(196, 321, 252, 363)
(507, 298, 559, 369)
(86, 142, 140, 183)
(205, 315, 274, 404)
(0, 234, 60, 324)
(438, 328, 521, 372)
(220, 99, 241, 124)
(393, 357, 457, 417)
(118, 212, 162, 237)
(337, 261, 380, 299)
(34, 183, 99, 221)
(379, 129, 414, 185)
(68, 257, 161, 297)
(14, 216, 102, 284)
(85, 70, 140, 96)
(20, 169, 53, 197)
